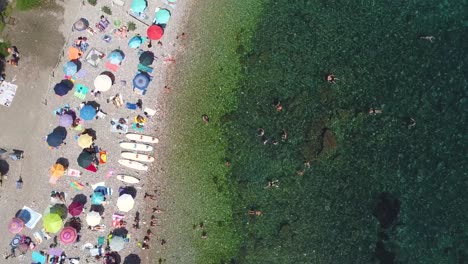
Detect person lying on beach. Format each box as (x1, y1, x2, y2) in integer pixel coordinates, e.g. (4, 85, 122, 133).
(73, 37, 89, 52)
(368, 108, 383, 115)
(144, 193, 157, 201)
(113, 26, 128, 38)
(88, 225, 105, 231)
(274, 101, 283, 112)
(257, 128, 265, 137)
(326, 74, 338, 84)
(96, 15, 110, 32)
(248, 210, 262, 216)
(281, 130, 288, 141)
(265, 180, 279, 188)
(202, 115, 209, 124)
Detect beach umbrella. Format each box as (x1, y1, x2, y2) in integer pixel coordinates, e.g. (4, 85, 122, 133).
(155, 9, 171, 24)
(73, 18, 89, 31)
(59, 226, 77, 245)
(107, 50, 125, 65)
(131, 0, 147, 13)
(94, 74, 113, 92)
(147, 24, 164, 40)
(43, 213, 63, 233)
(139, 51, 154, 66)
(91, 192, 105, 205)
(58, 113, 74, 128)
(68, 47, 82, 60)
(45, 204, 68, 219)
(8, 218, 24, 234)
(77, 151, 95, 169)
(78, 134, 93, 148)
(117, 194, 134, 212)
(123, 254, 141, 264)
(50, 163, 65, 177)
(53, 80, 73, 96)
(128, 36, 143, 49)
(63, 61, 78, 76)
(86, 211, 101, 226)
(132, 72, 151, 90)
(68, 201, 83, 216)
(109, 236, 125, 252)
(46, 126, 67, 147)
(80, 105, 97, 120)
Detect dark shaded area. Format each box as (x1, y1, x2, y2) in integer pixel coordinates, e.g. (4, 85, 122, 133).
(101, 71, 115, 84)
(0, 159, 9, 175)
(72, 194, 87, 205)
(119, 186, 137, 198)
(112, 227, 128, 237)
(105, 251, 122, 264)
(66, 217, 82, 232)
(374, 241, 396, 264)
(90, 204, 104, 215)
(56, 157, 69, 169)
(15, 209, 31, 223)
(373, 192, 400, 229)
(123, 254, 141, 264)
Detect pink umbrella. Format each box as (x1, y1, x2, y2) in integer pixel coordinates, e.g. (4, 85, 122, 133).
(8, 218, 24, 234)
(59, 226, 77, 245)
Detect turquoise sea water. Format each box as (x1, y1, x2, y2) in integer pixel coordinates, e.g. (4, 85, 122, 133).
(222, 0, 468, 263)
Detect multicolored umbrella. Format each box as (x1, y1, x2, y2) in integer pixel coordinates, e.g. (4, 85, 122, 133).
(147, 24, 164, 40)
(128, 36, 143, 49)
(59, 226, 77, 245)
(86, 211, 101, 226)
(80, 105, 97, 121)
(73, 18, 89, 31)
(117, 194, 134, 212)
(107, 50, 125, 65)
(8, 218, 24, 234)
(78, 134, 93, 148)
(43, 213, 63, 233)
(94, 74, 113, 92)
(109, 236, 125, 251)
(91, 192, 105, 205)
(154, 9, 171, 24)
(68, 201, 83, 216)
(59, 114, 74, 128)
(131, 0, 147, 13)
(50, 163, 65, 177)
(133, 72, 151, 90)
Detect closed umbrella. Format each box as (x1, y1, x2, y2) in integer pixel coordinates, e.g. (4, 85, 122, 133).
(8, 218, 24, 234)
(91, 192, 105, 205)
(133, 72, 150, 90)
(77, 151, 95, 169)
(59, 114, 74, 128)
(155, 9, 171, 24)
(86, 211, 101, 226)
(68, 202, 83, 216)
(128, 36, 143, 49)
(78, 134, 93, 148)
(109, 236, 125, 251)
(139, 51, 154, 66)
(59, 226, 77, 245)
(46, 126, 67, 147)
(94, 74, 113, 92)
(50, 163, 65, 177)
(117, 194, 134, 212)
(80, 105, 97, 120)
(107, 50, 125, 65)
(147, 24, 164, 40)
(63, 61, 78, 76)
(43, 213, 63, 233)
(131, 0, 147, 13)
(73, 18, 89, 31)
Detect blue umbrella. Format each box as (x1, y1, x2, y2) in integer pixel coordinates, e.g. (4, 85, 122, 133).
(73, 18, 89, 31)
(91, 192, 105, 205)
(131, 0, 147, 13)
(46, 126, 67, 147)
(107, 50, 125, 65)
(63, 61, 78, 76)
(54, 80, 73, 96)
(128, 36, 143, 49)
(154, 9, 171, 24)
(133, 73, 150, 90)
(80, 105, 97, 121)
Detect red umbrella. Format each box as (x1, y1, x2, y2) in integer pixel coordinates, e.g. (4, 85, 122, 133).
(59, 226, 77, 245)
(147, 25, 164, 40)
(68, 201, 83, 216)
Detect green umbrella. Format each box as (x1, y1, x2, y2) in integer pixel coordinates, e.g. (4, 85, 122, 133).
(131, 0, 147, 13)
(43, 213, 63, 233)
(77, 151, 95, 169)
(155, 9, 171, 24)
(139, 51, 154, 66)
(44, 204, 68, 220)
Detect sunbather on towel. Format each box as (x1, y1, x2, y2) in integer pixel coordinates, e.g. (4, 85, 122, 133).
(96, 15, 110, 32)
(73, 37, 89, 52)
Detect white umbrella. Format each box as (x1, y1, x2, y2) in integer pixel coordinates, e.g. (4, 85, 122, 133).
(117, 194, 134, 212)
(94, 74, 112, 92)
(109, 236, 125, 251)
(85, 211, 101, 226)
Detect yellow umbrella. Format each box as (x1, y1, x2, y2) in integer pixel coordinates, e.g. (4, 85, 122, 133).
(50, 164, 65, 177)
(78, 134, 93, 148)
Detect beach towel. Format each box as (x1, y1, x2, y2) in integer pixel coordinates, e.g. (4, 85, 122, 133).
(143, 107, 157, 117)
(85, 164, 98, 172)
(132, 123, 145, 131)
(21, 206, 42, 229)
(112, 213, 125, 227)
(96, 17, 110, 32)
(70, 181, 85, 191)
(99, 151, 107, 164)
(0, 82, 17, 107)
(67, 168, 81, 177)
(110, 118, 128, 133)
(105, 61, 120, 72)
(75, 68, 88, 79)
(74, 84, 89, 100)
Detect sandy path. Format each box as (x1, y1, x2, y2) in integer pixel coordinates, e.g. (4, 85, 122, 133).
(0, 0, 191, 262)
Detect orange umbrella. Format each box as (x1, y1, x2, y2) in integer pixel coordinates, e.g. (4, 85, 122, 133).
(50, 163, 65, 177)
(68, 47, 82, 60)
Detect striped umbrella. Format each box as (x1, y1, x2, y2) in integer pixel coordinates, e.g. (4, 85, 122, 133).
(59, 226, 77, 245)
(8, 218, 24, 234)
